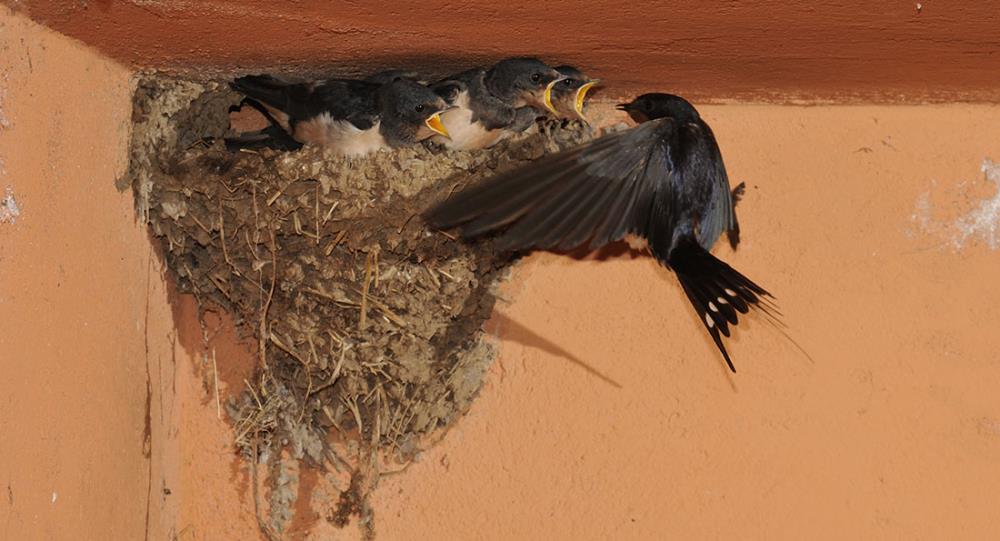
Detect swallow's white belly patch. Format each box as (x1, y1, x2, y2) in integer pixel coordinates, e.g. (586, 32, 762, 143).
(294, 114, 388, 157)
(434, 93, 507, 151)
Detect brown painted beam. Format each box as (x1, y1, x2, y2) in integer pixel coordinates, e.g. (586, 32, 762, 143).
(10, 0, 1000, 102)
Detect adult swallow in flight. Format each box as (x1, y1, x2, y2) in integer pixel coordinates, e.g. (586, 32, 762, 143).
(549, 65, 601, 122)
(229, 75, 451, 156)
(430, 57, 565, 150)
(424, 93, 776, 371)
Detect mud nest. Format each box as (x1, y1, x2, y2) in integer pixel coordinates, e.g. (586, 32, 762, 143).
(125, 77, 598, 468)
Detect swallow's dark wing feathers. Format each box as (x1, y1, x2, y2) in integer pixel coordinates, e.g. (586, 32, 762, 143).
(462, 71, 517, 130)
(433, 75, 514, 129)
(231, 76, 379, 130)
(432, 80, 466, 104)
(727, 181, 746, 249)
(425, 118, 677, 251)
(310, 80, 380, 129)
(691, 124, 737, 251)
(231, 75, 296, 111)
(509, 107, 541, 133)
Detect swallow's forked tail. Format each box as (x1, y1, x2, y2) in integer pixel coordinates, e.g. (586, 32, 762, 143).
(223, 124, 303, 152)
(667, 236, 780, 372)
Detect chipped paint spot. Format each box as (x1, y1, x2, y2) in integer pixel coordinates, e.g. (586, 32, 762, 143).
(910, 159, 1000, 251)
(910, 189, 932, 233)
(0, 187, 19, 224)
(953, 159, 1000, 250)
(0, 85, 9, 130)
(0, 72, 8, 179)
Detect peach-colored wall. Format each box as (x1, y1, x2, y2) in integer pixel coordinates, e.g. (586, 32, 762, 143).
(0, 10, 260, 541)
(0, 11, 150, 540)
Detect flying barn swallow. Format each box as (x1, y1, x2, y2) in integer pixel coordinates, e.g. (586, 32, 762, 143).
(431, 58, 565, 150)
(229, 75, 451, 157)
(549, 66, 600, 122)
(424, 93, 776, 372)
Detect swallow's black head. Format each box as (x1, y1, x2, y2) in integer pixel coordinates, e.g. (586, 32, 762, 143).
(617, 93, 700, 124)
(484, 57, 563, 113)
(378, 79, 453, 146)
(555, 65, 586, 82)
(365, 69, 421, 85)
(550, 65, 601, 121)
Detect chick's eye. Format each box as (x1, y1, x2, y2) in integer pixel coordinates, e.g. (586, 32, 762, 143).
(415, 104, 425, 113)
(562, 79, 574, 86)
(530, 73, 541, 83)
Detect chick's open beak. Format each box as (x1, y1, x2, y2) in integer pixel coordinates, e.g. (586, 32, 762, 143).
(543, 78, 564, 115)
(574, 80, 600, 118)
(425, 112, 450, 139)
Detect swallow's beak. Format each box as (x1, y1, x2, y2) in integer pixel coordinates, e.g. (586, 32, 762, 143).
(574, 80, 600, 119)
(616, 102, 632, 111)
(543, 78, 564, 115)
(425, 112, 450, 139)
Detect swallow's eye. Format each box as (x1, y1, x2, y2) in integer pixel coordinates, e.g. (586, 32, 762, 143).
(530, 73, 541, 83)
(415, 104, 425, 113)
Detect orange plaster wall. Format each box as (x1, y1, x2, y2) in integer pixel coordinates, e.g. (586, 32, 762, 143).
(0, 11, 149, 539)
(0, 10, 260, 541)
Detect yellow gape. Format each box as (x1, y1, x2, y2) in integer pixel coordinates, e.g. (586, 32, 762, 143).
(543, 79, 561, 115)
(425, 112, 450, 139)
(575, 80, 600, 119)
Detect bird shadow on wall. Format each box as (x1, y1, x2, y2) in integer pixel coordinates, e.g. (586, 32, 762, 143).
(557, 241, 742, 389)
(562, 240, 647, 262)
(485, 311, 622, 389)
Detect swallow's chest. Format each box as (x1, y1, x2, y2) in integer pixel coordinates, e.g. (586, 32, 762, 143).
(293, 113, 388, 156)
(435, 97, 507, 150)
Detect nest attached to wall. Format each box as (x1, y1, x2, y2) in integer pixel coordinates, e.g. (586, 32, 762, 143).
(126, 77, 597, 470)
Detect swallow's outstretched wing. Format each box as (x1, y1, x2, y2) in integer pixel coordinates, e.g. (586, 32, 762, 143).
(424, 119, 679, 252)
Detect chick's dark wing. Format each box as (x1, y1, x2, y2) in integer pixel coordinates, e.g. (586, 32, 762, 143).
(305, 79, 381, 130)
(431, 79, 466, 104)
(232, 77, 379, 129)
(424, 118, 679, 252)
(463, 71, 516, 130)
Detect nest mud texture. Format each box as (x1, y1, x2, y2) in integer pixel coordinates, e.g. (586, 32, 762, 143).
(128, 77, 597, 468)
